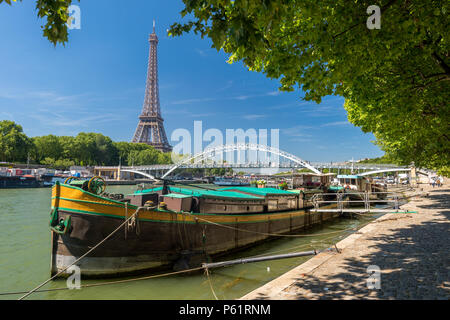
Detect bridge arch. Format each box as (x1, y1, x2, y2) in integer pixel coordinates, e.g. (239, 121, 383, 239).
(120, 169, 156, 180)
(161, 143, 321, 178)
(359, 168, 432, 178)
(359, 168, 412, 176)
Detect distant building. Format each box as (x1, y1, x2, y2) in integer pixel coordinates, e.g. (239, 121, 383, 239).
(0, 167, 7, 176)
(69, 166, 91, 178)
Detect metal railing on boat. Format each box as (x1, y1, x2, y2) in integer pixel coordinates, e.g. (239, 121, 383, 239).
(309, 191, 410, 214)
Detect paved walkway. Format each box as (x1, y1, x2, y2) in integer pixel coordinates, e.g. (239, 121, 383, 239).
(241, 185, 449, 300)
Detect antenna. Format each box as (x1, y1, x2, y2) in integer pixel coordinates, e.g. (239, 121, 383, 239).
(351, 157, 354, 174)
(153, 20, 155, 33)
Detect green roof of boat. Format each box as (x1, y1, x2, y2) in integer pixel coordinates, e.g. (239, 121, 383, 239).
(218, 186, 295, 196)
(131, 186, 163, 195)
(286, 189, 303, 194)
(163, 193, 193, 199)
(133, 186, 263, 200)
(167, 186, 263, 200)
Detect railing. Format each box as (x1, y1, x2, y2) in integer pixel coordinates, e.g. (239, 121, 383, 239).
(310, 191, 402, 213)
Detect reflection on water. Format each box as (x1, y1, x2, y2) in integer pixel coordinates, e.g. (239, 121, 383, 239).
(0, 185, 378, 300)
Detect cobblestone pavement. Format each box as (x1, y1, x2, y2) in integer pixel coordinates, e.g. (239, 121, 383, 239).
(242, 185, 449, 300)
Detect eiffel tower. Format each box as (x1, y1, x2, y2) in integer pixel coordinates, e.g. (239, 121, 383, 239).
(132, 22, 172, 153)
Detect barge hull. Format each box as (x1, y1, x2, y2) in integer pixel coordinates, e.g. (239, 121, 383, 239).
(50, 207, 339, 278)
(50, 182, 339, 278)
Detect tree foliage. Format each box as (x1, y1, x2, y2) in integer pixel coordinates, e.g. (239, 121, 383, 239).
(41, 157, 75, 170)
(205, 167, 233, 176)
(32, 134, 63, 163)
(0, 120, 33, 162)
(0, 0, 77, 45)
(357, 155, 398, 164)
(0, 120, 172, 168)
(169, 0, 449, 170)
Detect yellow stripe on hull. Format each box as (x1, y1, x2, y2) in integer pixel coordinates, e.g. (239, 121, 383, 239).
(50, 183, 340, 278)
(51, 183, 335, 224)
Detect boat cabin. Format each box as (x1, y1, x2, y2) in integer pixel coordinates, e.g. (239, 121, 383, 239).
(336, 175, 371, 192)
(129, 185, 303, 214)
(218, 187, 300, 212)
(276, 172, 335, 190)
(131, 186, 267, 214)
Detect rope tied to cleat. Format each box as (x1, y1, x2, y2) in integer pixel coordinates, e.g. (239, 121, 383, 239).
(18, 206, 147, 300)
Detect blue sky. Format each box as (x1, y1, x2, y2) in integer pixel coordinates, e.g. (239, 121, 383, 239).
(0, 0, 384, 162)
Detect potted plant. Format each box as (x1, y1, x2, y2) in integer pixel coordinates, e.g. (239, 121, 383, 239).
(278, 181, 288, 190)
(257, 179, 266, 188)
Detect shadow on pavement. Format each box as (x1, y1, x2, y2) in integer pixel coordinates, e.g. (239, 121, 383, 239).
(253, 188, 449, 300)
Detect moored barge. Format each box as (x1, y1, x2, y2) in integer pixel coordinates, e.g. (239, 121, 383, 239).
(50, 178, 339, 278)
(335, 174, 387, 203)
(0, 175, 43, 188)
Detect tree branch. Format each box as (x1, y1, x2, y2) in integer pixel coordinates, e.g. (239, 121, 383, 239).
(431, 52, 450, 75)
(332, 0, 398, 40)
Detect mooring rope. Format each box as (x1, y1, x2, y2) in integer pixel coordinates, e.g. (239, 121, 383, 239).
(124, 202, 128, 239)
(5, 210, 390, 299)
(205, 215, 384, 266)
(192, 214, 362, 237)
(2, 265, 206, 297)
(351, 210, 417, 217)
(1, 231, 347, 298)
(18, 207, 146, 300)
(12, 200, 414, 299)
(246, 231, 348, 260)
(5, 223, 358, 298)
(204, 267, 219, 300)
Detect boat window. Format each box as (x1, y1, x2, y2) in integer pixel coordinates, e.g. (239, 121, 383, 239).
(351, 179, 356, 185)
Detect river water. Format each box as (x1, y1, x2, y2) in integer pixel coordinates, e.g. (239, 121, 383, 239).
(0, 185, 380, 300)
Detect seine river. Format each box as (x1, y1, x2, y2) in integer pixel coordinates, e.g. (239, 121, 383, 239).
(0, 185, 376, 300)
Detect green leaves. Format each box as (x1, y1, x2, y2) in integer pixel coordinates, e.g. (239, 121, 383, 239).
(169, 0, 450, 170)
(0, 120, 33, 162)
(35, 0, 76, 46)
(114, 141, 172, 166)
(0, 121, 172, 166)
(1, 0, 78, 46)
(0, 0, 17, 5)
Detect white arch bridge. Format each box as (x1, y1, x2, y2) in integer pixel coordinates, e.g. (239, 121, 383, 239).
(93, 143, 416, 180)
(161, 143, 322, 178)
(359, 168, 431, 177)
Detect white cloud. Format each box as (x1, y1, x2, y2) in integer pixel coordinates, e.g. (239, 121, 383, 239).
(289, 137, 313, 143)
(170, 97, 217, 105)
(281, 125, 313, 137)
(169, 90, 286, 105)
(242, 114, 266, 120)
(195, 49, 207, 57)
(215, 80, 233, 93)
(28, 110, 123, 128)
(266, 101, 311, 110)
(320, 121, 351, 127)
